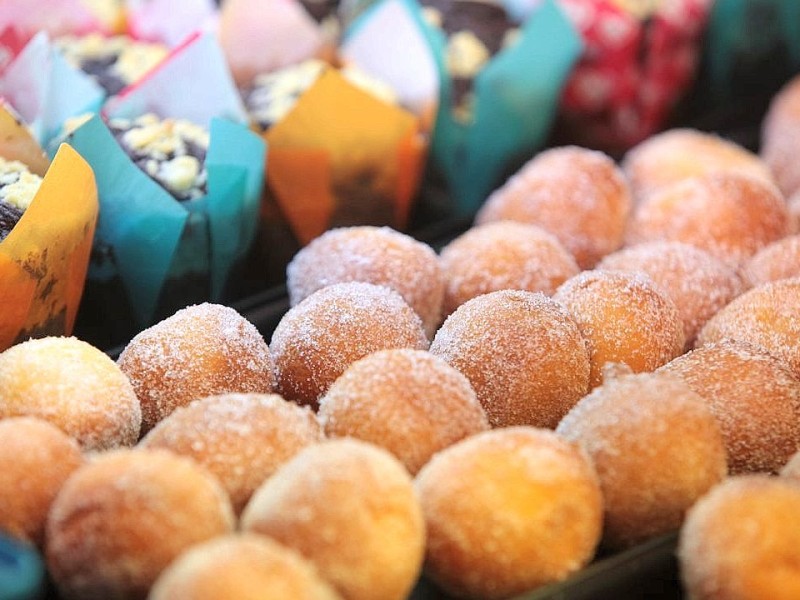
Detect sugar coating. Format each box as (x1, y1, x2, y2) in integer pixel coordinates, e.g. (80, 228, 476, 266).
(598, 241, 744, 348)
(117, 303, 274, 433)
(0, 417, 83, 547)
(141, 392, 323, 514)
(557, 372, 727, 549)
(318, 349, 489, 474)
(679, 476, 800, 600)
(0, 157, 42, 210)
(439, 221, 580, 316)
(241, 438, 424, 600)
(287, 226, 444, 338)
(415, 427, 603, 600)
(46, 448, 235, 600)
(627, 172, 790, 268)
(476, 146, 632, 268)
(149, 534, 343, 600)
(0, 337, 141, 450)
(660, 341, 800, 475)
(270, 282, 429, 408)
(429, 289, 590, 428)
(554, 270, 685, 388)
(762, 74, 800, 197)
(623, 128, 775, 202)
(697, 278, 800, 380)
(743, 234, 800, 289)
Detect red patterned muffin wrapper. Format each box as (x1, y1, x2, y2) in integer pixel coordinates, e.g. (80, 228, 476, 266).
(557, 0, 713, 152)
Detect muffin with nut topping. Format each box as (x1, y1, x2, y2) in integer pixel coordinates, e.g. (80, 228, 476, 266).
(107, 113, 209, 201)
(55, 34, 168, 96)
(244, 59, 397, 133)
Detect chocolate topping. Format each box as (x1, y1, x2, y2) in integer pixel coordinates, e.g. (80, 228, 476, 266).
(0, 200, 23, 243)
(108, 114, 209, 202)
(421, 0, 518, 120)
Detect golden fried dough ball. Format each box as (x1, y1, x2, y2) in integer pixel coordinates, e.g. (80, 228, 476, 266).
(0, 337, 141, 450)
(557, 372, 727, 549)
(429, 290, 590, 428)
(415, 427, 602, 600)
(476, 146, 632, 268)
(117, 303, 274, 433)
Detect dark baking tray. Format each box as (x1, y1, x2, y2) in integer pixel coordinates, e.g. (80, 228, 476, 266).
(410, 533, 680, 600)
(85, 86, 772, 600)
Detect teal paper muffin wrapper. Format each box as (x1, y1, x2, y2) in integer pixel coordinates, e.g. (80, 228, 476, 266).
(0, 32, 103, 147)
(67, 114, 264, 327)
(65, 32, 264, 327)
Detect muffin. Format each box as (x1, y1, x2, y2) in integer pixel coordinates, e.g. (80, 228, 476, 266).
(420, 0, 519, 122)
(55, 33, 168, 96)
(0, 157, 42, 242)
(106, 113, 208, 201)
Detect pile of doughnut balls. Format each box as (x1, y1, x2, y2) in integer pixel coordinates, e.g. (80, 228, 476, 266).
(3, 76, 800, 600)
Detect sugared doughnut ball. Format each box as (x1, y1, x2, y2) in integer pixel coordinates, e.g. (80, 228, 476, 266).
(117, 303, 274, 433)
(598, 242, 743, 348)
(438, 221, 580, 316)
(556, 372, 727, 549)
(742, 234, 800, 288)
(287, 226, 445, 337)
(0, 418, 83, 547)
(0, 337, 141, 450)
(318, 349, 489, 474)
(416, 427, 602, 600)
(241, 439, 424, 600)
(140, 393, 323, 513)
(149, 534, 343, 600)
(429, 290, 590, 428)
(554, 270, 685, 388)
(626, 172, 790, 267)
(46, 449, 234, 600)
(623, 128, 774, 202)
(697, 278, 800, 379)
(762, 74, 800, 197)
(679, 476, 800, 600)
(271, 282, 428, 408)
(660, 341, 800, 475)
(475, 146, 632, 268)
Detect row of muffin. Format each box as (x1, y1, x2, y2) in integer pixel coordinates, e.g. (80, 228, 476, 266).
(0, 0, 729, 350)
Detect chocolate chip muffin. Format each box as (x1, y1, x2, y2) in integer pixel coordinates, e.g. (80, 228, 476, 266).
(0, 158, 43, 242)
(420, 0, 519, 122)
(107, 113, 209, 201)
(55, 34, 168, 96)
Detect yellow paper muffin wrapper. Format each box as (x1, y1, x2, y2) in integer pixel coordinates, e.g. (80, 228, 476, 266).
(0, 107, 98, 351)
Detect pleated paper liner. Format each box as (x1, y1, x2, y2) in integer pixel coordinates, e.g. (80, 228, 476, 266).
(0, 104, 98, 352)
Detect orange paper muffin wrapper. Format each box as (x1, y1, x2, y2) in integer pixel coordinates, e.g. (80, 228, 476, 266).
(264, 68, 427, 245)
